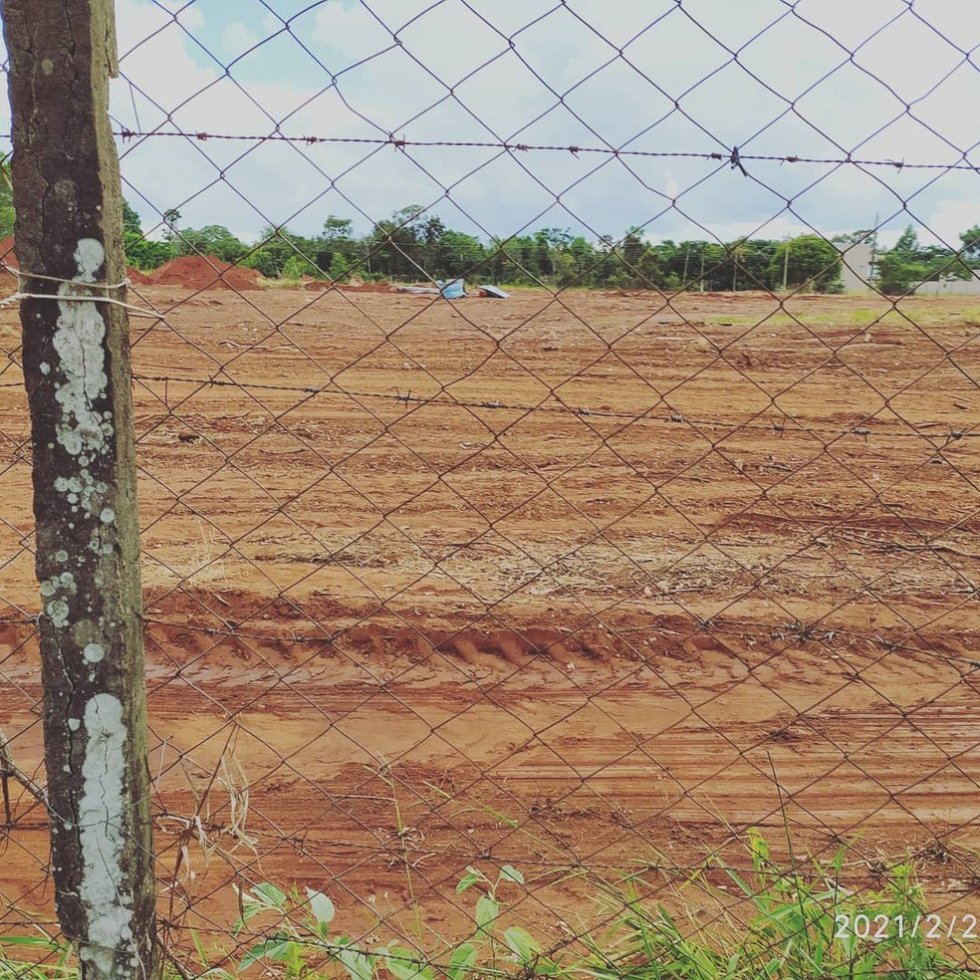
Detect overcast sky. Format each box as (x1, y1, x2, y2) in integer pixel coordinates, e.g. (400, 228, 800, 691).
(6, 0, 980, 248)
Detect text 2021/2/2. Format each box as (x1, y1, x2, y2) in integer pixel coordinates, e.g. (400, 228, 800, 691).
(835, 914, 978, 942)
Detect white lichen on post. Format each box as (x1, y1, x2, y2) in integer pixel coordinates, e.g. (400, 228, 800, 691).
(78, 693, 134, 977)
(83, 642, 106, 664)
(36, 241, 135, 978)
(53, 238, 113, 459)
(50, 238, 113, 535)
(41, 240, 115, 633)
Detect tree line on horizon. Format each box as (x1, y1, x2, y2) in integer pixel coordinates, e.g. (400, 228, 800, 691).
(2, 167, 975, 295)
(124, 202, 852, 293)
(122, 203, 980, 296)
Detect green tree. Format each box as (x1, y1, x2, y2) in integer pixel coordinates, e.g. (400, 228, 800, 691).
(555, 235, 598, 288)
(322, 215, 353, 241)
(876, 251, 919, 294)
(121, 199, 180, 270)
(607, 229, 667, 290)
(122, 199, 143, 236)
(955, 223, 980, 281)
(917, 243, 971, 281)
(370, 206, 425, 279)
(176, 224, 247, 263)
(327, 252, 350, 282)
(245, 226, 319, 278)
(769, 234, 841, 291)
(431, 228, 485, 280)
(960, 224, 980, 260)
(315, 215, 357, 279)
(875, 224, 968, 293)
(611, 228, 650, 287)
(892, 224, 919, 257)
(487, 235, 531, 283)
(635, 247, 664, 289)
(733, 239, 778, 290)
(483, 233, 548, 284)
(727, 238, 750, 291)
(281, 254, 311, 281)
(659, 240, 714, 290)
(123, 232, 175, 270)
(161, 208, 181, 241)
(832, 228, 877, 249)
(532, 229, 555, 277)
(420, 215, 446, 248)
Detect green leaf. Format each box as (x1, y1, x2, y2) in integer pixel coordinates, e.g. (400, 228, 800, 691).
(339, 945, 375, 980)
(475, 894, 500, 933)
(191, 929, 212, 969)
(231, 901, 265, 939)
(385, 948, 430, 980)
(456, 867, 482, 893)
(305, 888, 336, 931)
(239, 938, 292, 971)
(267, 938, 301, 963)
(499, 865, 525, 885)
(503, 927, 540, 964)
(0, 936, 58, 948)
(249, 882, 288, 910)
(447, 942, 478, 980)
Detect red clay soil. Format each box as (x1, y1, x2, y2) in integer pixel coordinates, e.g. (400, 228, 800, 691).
(343, 281, 393, 293)
(126, 266, 153, 285)
(304, 279, 393, 293)
(147, 254, 263, 291)
(303, 279, 391, 293)
(303, 273, 394, 293)
(4, 288, 980, 953)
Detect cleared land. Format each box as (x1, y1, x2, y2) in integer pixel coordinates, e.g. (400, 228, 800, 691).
(2, 284, 980, 948)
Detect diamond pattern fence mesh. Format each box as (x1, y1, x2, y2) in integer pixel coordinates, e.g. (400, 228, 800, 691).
(3, 1, 980, 976)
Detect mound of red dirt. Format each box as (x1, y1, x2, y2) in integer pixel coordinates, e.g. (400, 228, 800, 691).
(146, 255, 263, 291)
(126, 266, 152, 285)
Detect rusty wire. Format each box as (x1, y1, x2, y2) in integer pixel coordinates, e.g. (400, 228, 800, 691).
(2, 0, 980, 974)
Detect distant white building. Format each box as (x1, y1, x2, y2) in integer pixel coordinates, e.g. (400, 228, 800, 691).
(914, 271, 980, 296)
(835, 240, 980, 296)
(837, 242, 874, 293)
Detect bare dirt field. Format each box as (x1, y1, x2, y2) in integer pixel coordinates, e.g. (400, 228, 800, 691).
(3, 283, 980, 954)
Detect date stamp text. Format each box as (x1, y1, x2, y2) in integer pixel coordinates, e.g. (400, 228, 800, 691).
(835, 913, 979, 942)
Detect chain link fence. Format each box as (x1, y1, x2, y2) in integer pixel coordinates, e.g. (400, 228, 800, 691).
(3, 0, 980, 975)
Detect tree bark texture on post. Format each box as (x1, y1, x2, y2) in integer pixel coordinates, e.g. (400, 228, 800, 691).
(1, 2, 157, 977)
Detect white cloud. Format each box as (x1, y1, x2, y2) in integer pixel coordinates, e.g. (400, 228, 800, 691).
(3, 0, 979, 248)
(220, 21, 261, 60)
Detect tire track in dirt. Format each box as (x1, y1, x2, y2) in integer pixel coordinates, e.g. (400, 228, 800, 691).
(4, 287, 980, 937)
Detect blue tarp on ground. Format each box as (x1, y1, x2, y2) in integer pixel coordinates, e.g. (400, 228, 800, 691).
(437, 278, 465, 299)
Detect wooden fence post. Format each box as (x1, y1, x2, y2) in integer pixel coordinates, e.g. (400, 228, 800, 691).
(1, 2, 157, 977)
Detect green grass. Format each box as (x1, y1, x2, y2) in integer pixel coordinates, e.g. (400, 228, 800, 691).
(2, 831, 977, 979)
(579, 831, 977, 979)
(0, 935, 74, 980)
(689, 297, 980, 332)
